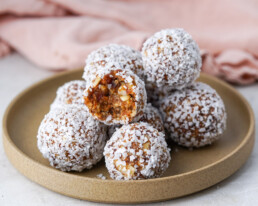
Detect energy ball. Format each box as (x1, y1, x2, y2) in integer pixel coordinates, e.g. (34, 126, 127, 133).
(83, 68, 147, 125)
(83, 44, 145, 82)
(160, 82, 227, 148)
(145, 80, 174, 107)
(50, 80, 86, 110)
(142, 28, 202, 89)
(108, 103, 165, 137)
(139, 103, 165, 133)
(104, 122, 171, 180)
(37, 106, 107, 172)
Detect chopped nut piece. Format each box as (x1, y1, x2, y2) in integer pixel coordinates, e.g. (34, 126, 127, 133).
(118, 85, 127, 96)
(131, 109, 137, 117)
(120, 95, 130, 101)
(92, 76, 101, 87)
(99, 85, 106, 90)
(128, 165, 135, 177)
(143, 142, 150, 150)
(115, 161, 135, 178)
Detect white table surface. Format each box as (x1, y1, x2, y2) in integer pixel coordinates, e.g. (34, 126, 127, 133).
(0, 54, 258, 206)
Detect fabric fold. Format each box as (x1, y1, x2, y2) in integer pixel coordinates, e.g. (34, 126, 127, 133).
(0, 0, 257, 84)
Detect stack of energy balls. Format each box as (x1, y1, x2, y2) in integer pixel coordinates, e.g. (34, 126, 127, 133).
(37, 28, 227, 180)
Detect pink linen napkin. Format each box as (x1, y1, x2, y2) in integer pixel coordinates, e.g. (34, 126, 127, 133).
(0, 0, 258, 84)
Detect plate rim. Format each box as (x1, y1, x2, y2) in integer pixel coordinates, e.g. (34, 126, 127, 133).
(2, 69, 255, 203)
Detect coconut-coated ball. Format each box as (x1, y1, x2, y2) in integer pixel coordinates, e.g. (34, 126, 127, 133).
(50, 80, 86, 110)
(145, 80, 174, 107)
(104, 122, 171, 180)
(83, 44, 145, 83)
(37, 106, 107, 172)
(160, 82, 227, 148)
(108, 103, 165, 137)
(142, 28, 202, 89)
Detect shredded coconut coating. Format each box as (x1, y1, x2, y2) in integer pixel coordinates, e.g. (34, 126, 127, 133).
(104, 122, 171, 180)
(108, 103, 165, 137)
(37, 106, 107, 172)
(160, 82, 227, 148)
(83, 44, 145, 83)
(84, 68, 147, 125)
(145, 80, 174, 107)
(50, 80, 86, 110)
(97, 173, 106, 180)
(142, 28, 202, 89)
(139, 103, 165, 133)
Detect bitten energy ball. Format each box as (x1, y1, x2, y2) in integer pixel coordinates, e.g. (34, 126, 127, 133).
(108, 103, 164, 137)
(104, 122, 171, 180)
(142, 28, 202, 89)
(37, 106, 107, 172)
(83, 44, 145, 82)
(83, 68, 147, 125)
(51, 80, 86, 110)
(160, 82, 227, 148)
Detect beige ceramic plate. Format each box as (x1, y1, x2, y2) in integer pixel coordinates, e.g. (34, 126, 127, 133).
(2, 69, 255, 204)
